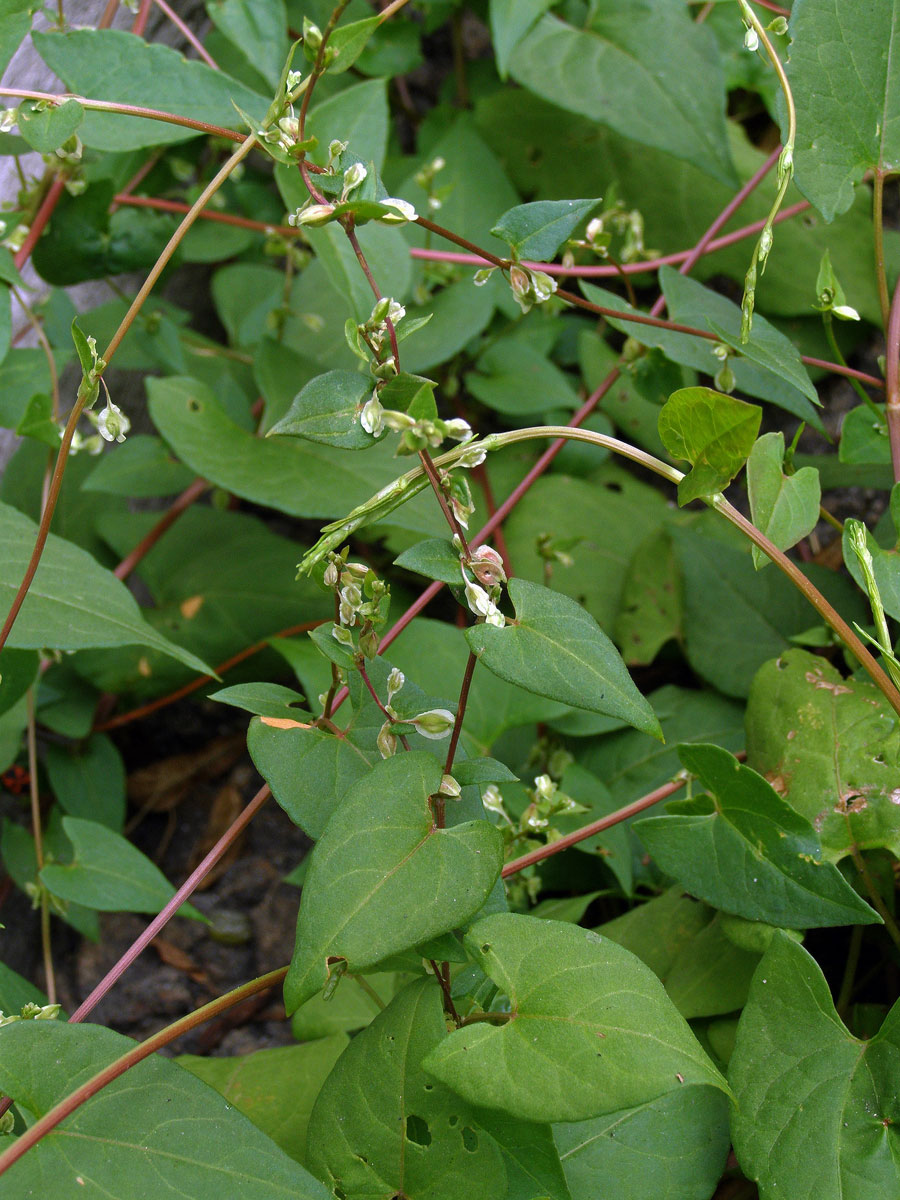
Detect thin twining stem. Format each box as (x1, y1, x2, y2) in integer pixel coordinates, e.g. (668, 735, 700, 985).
(0, 86, 246, 142)
(885, 273, 900, 484)
(0, 132, 259, 657)
(0, 967, 288, 1179)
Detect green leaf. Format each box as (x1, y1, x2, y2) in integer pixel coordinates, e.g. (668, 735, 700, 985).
(329, 14, 381, 73)
(658, 386, 762, 505)
(0, 961, 49, 1015)
(40, 816, 201, 916)
(599, 888, 763, 1020)
(503, 467, 670, 632)
(555, 763, 632, 894)
(248, 718, 372, 838)
(555, 1085, 731, 1200)
(209, 683, 310, 720)
(178, 1035, 348, 1166)
(303, 221, 412, 323)
(206, 0, 289, 90)
(394, 536, 461, 584)
(305, 78, 388, 170)
(508, 8, 736, 185)
(31, 28, 268, 150)
(839, 404, 891, 465)
(0, 501, 212, 674)
(422, 914, 727, 1122)
(0, 1021, 331, 1197)
(0, 646, 38, 717)
(576, 685, 745, 807)
(0, 1, 32, 78)
(452, 758, 518, 787)
(45, 733, 126, 832)
(745, 648, 900, 860)
(17, 98, 83, 152)
(669, 525, 863, 697)
(614, 528, 682, 666)
(581, 270, 821, 426)
(729, 933, 900, 1198)
(147, 375, 443, 533)
(475, 1109, 572, 1200)
(15, 392, 60, 449)
(83, 435, 195, 497)
(489, 0, 555, 77)
(491, 198, 602, 262)
(634, 744, 880, 928)
(785, 0, 900, 220)
(284, 752, 504, 1011)
(267, 369, 378, 449)
(308, 978, 507, 1199)
(32, 181, 175, 286)
(747, 432, 821, 569)
(291, 971, 402, 1040)
(465, 578, 662, 738)
(468, 338, 581, 417)
(399, 277, 497, 375)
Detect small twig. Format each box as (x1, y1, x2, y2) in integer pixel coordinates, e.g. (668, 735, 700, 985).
(131, 0, 152, 35)
(352, 973, 387, 1011)
(357, 660, 411, 750)
(114, 478, 209, 580)
(836, 923, 863, 1019)
(14, 173, 66, 271)
(443, 652, 476, 777)
(429, 959, 460, 1024)
(26, 690, 56, 1006)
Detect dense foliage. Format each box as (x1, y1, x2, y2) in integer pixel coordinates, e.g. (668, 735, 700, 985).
(0, 1, 899, 1197)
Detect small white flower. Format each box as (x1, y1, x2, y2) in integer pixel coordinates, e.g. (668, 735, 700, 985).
(379, 197, 417, 224)
(360, 394, 384, 436)
(833, 304, 860, 321)
(442, 418, 473, 443)
(744, 26, 759, 51)
(377, 720, 397, 758)
(439, 774, 461, 798)
(342, 162, 367, 192)
(97, 400, 130, 443)
(295, 203, 336, 227)
(286, 69, 304, 91)
(387, 668, 405, 703)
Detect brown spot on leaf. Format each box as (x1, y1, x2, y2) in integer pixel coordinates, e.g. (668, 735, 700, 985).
(258, 716, 313, 730)
(179, 594, 205, 619)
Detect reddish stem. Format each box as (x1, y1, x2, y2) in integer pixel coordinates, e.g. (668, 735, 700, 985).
(115, 191, 294, 234)
(93, 620, 324, 732)
(152, 0, 219, 67)
(131, 0, 152, 35)
(502, 777, 686, 877)
(14, 174, 66, 271)
(68, 783, 271, 1023)
(114, 478, 209, 580)
(409, 200, 810, 278)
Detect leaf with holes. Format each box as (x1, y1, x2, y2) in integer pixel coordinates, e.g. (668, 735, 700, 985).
(465, 578, 661, 738)
(422, 914, 727, 1123)
(730, 932, 900, 1199)
(633, 744, 880, 928)
(307, 978, 508, 1200)
(745, 648, 900, 861)
(284, 752, 503, 1011)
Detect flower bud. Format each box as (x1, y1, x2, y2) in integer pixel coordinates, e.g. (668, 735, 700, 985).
(387, 668, 405, 702)
(377, 720, 397, 758)
(342, 161, 367, 192)
(442, 417, 473, 443)
(409, 708, 455, 739)
(360, 394, 384, 436)
(332, 623, 354, 646)
(295, 203, 336, 227)
(469, 545, 506, 587)
(743, 26, 759, 51)
(323, 561, 340, 587)
(0, 1109, 14, 1134)
(473, 267, 495, 287)
(439, 774, 461, 798)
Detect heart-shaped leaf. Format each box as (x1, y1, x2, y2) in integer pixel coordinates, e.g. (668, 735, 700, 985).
(284, 752, 503, 1011)
(306, 978, 508, 1200)
(745, 648, 900, 860)
(634, 744, 880, 928)
(747, 432, 821, 569)
(658, 387, 761, 505)
(729, 932, 900, 1198)
(465, 578, 661, 738)
(422, 913, 727, 1123)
